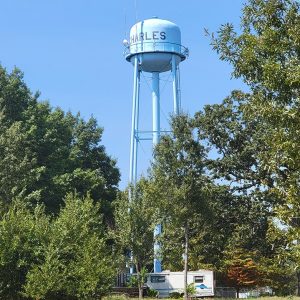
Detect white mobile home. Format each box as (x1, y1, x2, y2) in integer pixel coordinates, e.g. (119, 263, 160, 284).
(146, 270, 214, 298)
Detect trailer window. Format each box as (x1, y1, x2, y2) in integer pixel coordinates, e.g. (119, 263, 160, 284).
(194, 276, 204, 283)
(150, 275, 166, 283)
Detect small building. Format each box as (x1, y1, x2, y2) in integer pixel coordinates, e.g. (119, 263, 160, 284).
(146, 270, 214, 298)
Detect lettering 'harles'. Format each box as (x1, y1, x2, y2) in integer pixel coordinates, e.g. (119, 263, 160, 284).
(130, 31, 166, 44)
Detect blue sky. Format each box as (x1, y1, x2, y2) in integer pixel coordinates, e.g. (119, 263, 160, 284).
(0, 0, 246, 188)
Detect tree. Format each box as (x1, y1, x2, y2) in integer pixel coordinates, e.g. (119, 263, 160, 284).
(259, 221, 296, 295)
(0, 65, 120, 219)
(152, 114, 212, 300)
(211, 0, 300, 292)
(0, 201, 50, 299)
(211, 0, 300, 217)
(194, 94, 276, 259)
(224, 249, 261, 298)
(194, 92, 273, 194)
(211, 0, 300, 209)
(24, 193, 116, 299)
(113, 179, 156, 299)
(152, 113, 270, 297)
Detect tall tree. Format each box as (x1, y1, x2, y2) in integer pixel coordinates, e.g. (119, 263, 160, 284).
(211, 0, 300, 291)
(211, 0, 300, 221)
(152, 114, 212, 300)
(0, 65, 120, 218)
(194, 94, 275, 255)
(113, 179, 156, 299)
(0, 201, 50, 299)
(194, 93, 271, 193)
(24, 193, 116, 300)
(259, 221, 296, 295)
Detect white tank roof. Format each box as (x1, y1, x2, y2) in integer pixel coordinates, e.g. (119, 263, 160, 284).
(130, 17, 181, 41)
(124, 17, 188, 73)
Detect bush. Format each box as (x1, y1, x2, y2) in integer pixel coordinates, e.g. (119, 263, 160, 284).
(146, 288, 159, 298)
(0, 201, 49, 299)
(24, 194, 116, 299)
(169, 291, 183, 298)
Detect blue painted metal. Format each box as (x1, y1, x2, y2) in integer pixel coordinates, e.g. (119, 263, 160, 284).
(152, 72, 160, 146)
(154, 224, 162, 273)
(152, 71, 162, 273)
(125, 18, 188, 73)
(172, 54, 179, 115)
(177, 66, 182, 109)
(129, 55, 140, 274)
(129, 55, 140, 186)
(134, 67, 140, 184)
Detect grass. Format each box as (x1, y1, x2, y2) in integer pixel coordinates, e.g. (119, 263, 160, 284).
(104, 297, 300, 300)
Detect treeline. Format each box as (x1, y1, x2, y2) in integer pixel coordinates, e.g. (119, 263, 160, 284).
(0, 195, 115, 299)
(0, 0, 299, 299)
(0, 66, 120, 299)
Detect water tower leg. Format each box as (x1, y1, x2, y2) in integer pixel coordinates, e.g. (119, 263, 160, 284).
(172, 55, 180, 115)
(152, 72, 160, 145)
(133, 69, 140, 183)
(154, 224, 162, 272)
(152, 71, 162, 273)
(177, 65, 182, 111)
(129, 56, 140, 185)
(129, 56, 140, 275)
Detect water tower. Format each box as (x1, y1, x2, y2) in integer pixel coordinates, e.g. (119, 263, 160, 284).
(124, 17, 188, 273)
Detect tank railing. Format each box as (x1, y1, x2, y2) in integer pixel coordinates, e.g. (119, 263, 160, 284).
(124, 41, 189, 58)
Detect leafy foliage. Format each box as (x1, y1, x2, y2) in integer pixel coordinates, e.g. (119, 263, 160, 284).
(0, 0, 299, 296)
(113, 179, 156, 298)
(194, 95, 275, 264)
(225, 249, 261, 298)
(211, 0, 300, 224)
(209, 0, 300, 293)
(0, 65, 120, 217)
(24, 193, 116, 299)
(0, 194, 116, 300)
(0, 201, 50, 299)
(151, 115, 215, 299)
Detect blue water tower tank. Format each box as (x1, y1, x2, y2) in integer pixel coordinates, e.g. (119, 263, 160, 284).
(125, 17, 188, 72)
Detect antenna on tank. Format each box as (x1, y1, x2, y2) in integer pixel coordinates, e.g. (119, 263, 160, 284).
(134, 0, 138, 22)
(124, 8, 127, 39)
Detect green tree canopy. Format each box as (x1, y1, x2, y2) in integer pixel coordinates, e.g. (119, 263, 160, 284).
(210, 0, 300, 292)
(0, 65, 119, 218)
(24, 193, 116, 300)
(0, 201, 50, 299)
(151, 115, 213, 300)
(195, 94, 276, 255)
(113, 179, 157, 298)
(211, 0, 300, 222)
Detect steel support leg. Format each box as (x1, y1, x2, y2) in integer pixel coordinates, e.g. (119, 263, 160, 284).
(129, 56, 140, 186)
(172, 55, 180, 115)
(129, 56, 140, 274)
(152, 72, 162, 273)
